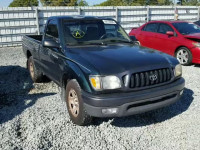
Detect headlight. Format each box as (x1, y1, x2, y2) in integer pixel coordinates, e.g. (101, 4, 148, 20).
(102, 76, 121, 89)
(89, 76, 101, 90)
(89, 75, 121, 90)
(174, 64, 182, 77)
(193, 42, 200, 47)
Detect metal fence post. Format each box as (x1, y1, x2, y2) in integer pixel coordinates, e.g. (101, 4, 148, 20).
(198, 6, 200, 21)
(146, 6, 150, 22)
(116, 7, 119, 22)
(174, 6, 178, 20)
(35, 7, 40, 35)
(78, 7, 81, 15)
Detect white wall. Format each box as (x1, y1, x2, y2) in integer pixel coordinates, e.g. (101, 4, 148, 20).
(0, 6, 199, 47)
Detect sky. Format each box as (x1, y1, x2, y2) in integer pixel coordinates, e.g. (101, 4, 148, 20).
(0, 0, 105, 7)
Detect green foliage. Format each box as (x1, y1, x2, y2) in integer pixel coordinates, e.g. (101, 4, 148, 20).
(40, 0, 78, 6)
(9, 0, 38, 7)
(97, 0, 124, 6)
(78, 0, 89, 6)
(96, 0, 200, 6)
(157, 0, 172, 5)
(182, 0, 199, 6)
(96, 0, 161, 6)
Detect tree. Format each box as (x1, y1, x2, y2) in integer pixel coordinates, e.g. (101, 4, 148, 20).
(67, 0, 78, 6)
(182, 0, 198, 5)
(176, 0, 182, 5)
(9, 0, 38, 7)
(78, 0, 89, 6)
(97, 0, 124, 6)
(40, 0, 78, 6)
(148, 0, 159, 5)
(163, 0, 172, 5)
(96, 0, 161, 6)
(122, 0, 134, 5)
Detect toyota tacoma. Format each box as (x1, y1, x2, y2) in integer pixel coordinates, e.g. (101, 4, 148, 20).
(22, 16, 185, 126)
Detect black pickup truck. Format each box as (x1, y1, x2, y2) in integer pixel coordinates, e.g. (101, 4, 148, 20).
(23, 16, 185, 126)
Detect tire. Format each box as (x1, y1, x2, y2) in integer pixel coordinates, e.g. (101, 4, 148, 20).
(65, 79, 92, 126)
(175, 47, 192, 66)
(27, 56, 44, 83)
(133, 41, 140, 46)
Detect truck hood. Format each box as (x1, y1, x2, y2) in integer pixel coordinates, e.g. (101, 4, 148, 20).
(67, 44, 178, 75)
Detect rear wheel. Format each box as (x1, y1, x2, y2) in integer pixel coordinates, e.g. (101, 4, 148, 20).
(66, 79, 92, 126)
(27, 56, 44, 82)
(175, 47, 192, 65)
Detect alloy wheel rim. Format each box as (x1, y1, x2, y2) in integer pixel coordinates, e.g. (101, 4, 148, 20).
(134, 41, 140, 46)
(68, 89, 79, 117)
(176, 49, 189, 64)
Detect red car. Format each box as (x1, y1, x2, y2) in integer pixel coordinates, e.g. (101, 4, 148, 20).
(129, 21, 200, 65)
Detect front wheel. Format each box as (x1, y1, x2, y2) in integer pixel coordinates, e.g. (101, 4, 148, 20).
(175, 47, 192, 65)
(66, 79, 92, 126)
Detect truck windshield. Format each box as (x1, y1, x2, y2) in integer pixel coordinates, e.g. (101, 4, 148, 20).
(62, 19, 131, 45)
(172, 22, 200, 35)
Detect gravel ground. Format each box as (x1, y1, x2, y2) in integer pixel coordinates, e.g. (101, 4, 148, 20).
(0, 47, 200, 150)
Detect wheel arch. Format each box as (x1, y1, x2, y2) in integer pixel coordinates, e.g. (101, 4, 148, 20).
(26, 50, 32, 68)
(61, 61, 92, 93)
(26, 50, 32, 58)
(174, 46, 191, 56)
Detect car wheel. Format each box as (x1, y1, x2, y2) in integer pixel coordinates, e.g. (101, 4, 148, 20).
(175, 47, 192, 65)
(133, 41, 140, 46)
(27, 56, 44, 82)
(66, 79, 92, 126)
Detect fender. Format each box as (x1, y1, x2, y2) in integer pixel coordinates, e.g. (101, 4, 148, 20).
(61, 60, 93, 93)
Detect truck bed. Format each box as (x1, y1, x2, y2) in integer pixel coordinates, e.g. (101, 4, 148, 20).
(22, 35, 43, 59)
(25, 35, 43, 42)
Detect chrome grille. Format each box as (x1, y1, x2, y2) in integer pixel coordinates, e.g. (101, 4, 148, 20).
(130, 68, 172, 88)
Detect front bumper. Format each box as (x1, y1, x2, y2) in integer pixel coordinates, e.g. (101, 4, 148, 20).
(191, 47, 200, 64)
(82, 78, 185, 117)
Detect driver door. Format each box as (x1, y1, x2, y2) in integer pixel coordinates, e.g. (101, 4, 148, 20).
(40, 19, 62, 84)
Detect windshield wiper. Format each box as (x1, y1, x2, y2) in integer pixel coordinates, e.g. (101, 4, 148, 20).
(86, 42, 105, 45)
(67, 41, 104, 46)
(66, 41, 85, 46)
(103, 39, 132, 44)
(66, 39, 132, 46)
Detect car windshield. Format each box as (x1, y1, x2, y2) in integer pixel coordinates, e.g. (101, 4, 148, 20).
(172, 22, 200, 35)
(62, 19, 131, 46)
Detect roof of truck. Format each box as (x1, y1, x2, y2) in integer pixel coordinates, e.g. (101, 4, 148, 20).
(48, 15, 115, 20)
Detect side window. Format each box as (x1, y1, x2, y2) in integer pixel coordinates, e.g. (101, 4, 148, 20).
(45, 20, 59, 39)
(158, 23, 174, 34)
(143, 23, 159, 32)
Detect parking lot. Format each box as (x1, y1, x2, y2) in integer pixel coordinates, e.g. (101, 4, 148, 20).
(0, 47, 200, 150)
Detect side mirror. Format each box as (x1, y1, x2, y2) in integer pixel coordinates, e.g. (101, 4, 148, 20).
(43, 39, 59, 48)
(166, 31, 174, 36)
